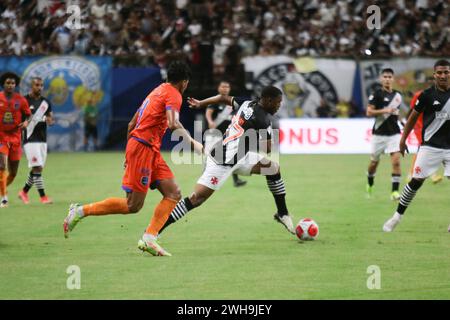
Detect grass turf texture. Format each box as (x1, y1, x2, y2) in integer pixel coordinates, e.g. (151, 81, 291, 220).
(0, 152, 449, 299)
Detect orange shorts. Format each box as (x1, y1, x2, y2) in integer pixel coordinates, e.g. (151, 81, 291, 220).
(0, 141, 22, 161)
(121, 138, 174, 194)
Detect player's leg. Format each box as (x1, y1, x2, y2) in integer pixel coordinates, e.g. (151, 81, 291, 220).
(389, 151, 402, 200)
(367, 136, 384, 197)
(18, 143, 34, 204)
(0, 149, 8, 207)
(383, 146, 442, 232)
(64, 139, 150, 238)
(6, 142, 22, 186)
(159, 155, 228, 234)
(247, 156, 295, 234)
(159, 183, 215, 234)
(232, 173, 246, 187)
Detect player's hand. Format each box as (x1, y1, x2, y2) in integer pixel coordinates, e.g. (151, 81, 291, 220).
(45, 117, 55, 126)
(18, 120, 28, 129)
(385, 107, 395, 114)
(187, 97, 201, 109)
(399, 139, 408, 157)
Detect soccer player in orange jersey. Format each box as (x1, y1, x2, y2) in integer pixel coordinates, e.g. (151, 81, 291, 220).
(408, 85, 443, 183)
(0, 72, 32, 207)
(63, 61, 203, 256)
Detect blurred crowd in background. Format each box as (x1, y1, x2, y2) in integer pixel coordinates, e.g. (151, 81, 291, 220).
(0, 0, 448, 119)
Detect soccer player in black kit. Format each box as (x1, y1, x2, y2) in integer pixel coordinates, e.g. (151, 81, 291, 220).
(366, 68, 405, 201)
(18, 77, 54, 204)
(205, 80, 246, 187)
(383, 59, 450, 232)
(159, 86, 296, 238)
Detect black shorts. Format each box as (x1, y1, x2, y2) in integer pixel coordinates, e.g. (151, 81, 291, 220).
(85, 124, 98, 139)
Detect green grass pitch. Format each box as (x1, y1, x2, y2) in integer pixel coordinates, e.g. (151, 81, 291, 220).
(0, 152, 449, 299)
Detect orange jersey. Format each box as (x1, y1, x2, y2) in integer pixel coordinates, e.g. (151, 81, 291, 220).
(0, 91, 31, 144)
(130, 83, 182, 151)
(410, 90, 423, 143)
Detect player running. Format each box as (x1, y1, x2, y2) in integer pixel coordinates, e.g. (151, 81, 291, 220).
(365, 68, 405, 201)
(63, 61, 203, 256)
(156, 86, 296, 243)
(18, 77, 54, 204)
(407, 83, 443, 184)
(0, 72, 31, 207)
(383, 59, 450, 232)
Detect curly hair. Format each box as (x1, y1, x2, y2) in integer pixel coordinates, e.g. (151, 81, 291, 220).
(0, 71, 21, 87)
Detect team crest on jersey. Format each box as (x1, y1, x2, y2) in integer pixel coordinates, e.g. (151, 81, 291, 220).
(210, 176, 219, 185)
(140, 176, 149, 186)
(2, 112, 13, 124)
(14, 102, 20, 110)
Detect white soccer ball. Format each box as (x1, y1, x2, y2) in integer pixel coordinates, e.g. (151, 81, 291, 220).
(295, 218, 319, 241)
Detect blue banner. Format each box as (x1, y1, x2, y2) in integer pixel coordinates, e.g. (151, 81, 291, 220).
(0, 55, 111, 151)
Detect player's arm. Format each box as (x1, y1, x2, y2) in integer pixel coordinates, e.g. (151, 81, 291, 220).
(18, 98, 32, 129)
(127, 111, 139, 140)
(205, 107, 216, 129)
(366, 104, 396, 117)
(188, 95, 234, 109)
(166, 109, 203, 154)
(399, 109, 420, 156)
(46, 111, 55, 126)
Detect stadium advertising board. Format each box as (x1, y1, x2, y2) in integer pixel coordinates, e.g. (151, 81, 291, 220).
(279, 119, 419, 154)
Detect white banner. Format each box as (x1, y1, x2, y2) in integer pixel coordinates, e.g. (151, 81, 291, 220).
(279, 119, 419, 154)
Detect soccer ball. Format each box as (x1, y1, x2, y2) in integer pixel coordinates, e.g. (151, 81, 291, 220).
(296, 218, 319, 241)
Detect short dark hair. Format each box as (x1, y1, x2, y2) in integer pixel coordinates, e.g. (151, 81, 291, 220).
(261, 86, 282, 99)
(434, 59, 450, 70)
(381, 68, 394, 75)
(166, 60, 191, 83)
(31, 76, 43, 82)
(0, 71, 20, 87)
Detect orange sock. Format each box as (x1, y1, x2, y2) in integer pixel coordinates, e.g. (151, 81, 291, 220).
(0, 170, 6, 197)
(83, 198, 130, 216)
(6, 174, 15, 186)
(145, 198, 178, 236)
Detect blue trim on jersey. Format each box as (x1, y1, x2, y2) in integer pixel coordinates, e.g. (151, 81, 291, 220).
(165, 106, 172, 110)
(122, 186, 132, 193)
(131, 136, 151, 147)
(150, 179, 160, 190)
(135, 98, 150, 129)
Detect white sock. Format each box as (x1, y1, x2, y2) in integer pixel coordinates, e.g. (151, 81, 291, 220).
(394, 212, 402, 220)
(76, 205, 84, 218)
(143, 233, 157, 242)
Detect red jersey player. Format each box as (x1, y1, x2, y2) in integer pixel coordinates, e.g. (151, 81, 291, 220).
(0, 72, 31, 207)
(63, 61, 203, 256)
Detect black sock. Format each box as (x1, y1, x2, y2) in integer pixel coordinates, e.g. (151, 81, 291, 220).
(23, 171, 34, 193)
(33, 173, 46, 197)
(367, 173, 375, 186)
(232, 174, 238, 183)
(392, 174, 401, 192)
(397, 179, 423, 214)
(266, 173, 288, 216)
(159, 197, 194, 234)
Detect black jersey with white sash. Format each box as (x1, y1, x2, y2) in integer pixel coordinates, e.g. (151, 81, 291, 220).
(210, 98, 272, 166)
(368, 88, 402, 136)
(414, 86, 450, 149)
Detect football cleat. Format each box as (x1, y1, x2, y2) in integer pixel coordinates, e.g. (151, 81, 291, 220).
(390, 191, 401, 201)
(383, 213, 402, 232)
(138, 238, 172, 256)
(431, 174, 443, 184)
(233, 179, 247, 188)
(0, 200, 8, 208)
(366, 184, 373, 198)
(18, 190, 30, 204)
(40, 196, 53, 204)
(63, 203, 82, 238)
(274, 213, 295, 234)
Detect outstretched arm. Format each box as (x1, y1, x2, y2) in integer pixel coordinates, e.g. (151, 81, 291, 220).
(187, 94, 234, 109)
(166, 109, 203, 154)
